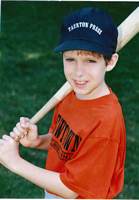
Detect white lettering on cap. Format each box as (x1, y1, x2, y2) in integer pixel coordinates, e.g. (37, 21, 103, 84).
(67, 22, 102, 35)
(89, 23, 102, 35)
(68, 22, 89, 32)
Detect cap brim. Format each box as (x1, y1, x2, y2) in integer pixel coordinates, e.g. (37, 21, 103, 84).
(54, 40, 113, 56)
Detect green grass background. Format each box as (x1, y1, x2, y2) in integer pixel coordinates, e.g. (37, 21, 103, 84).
(1, 1, 139, 198)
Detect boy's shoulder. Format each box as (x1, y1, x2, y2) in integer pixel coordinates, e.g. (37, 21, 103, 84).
(60, 89, 122, 111)
(58, 89, 123, 124)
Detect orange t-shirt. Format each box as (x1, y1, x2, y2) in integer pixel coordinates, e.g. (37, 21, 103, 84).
(46, 89, 126, 199)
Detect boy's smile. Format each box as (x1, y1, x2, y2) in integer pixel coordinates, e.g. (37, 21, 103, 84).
(73, 80, 89, 89)
(63, 50, 110, 100)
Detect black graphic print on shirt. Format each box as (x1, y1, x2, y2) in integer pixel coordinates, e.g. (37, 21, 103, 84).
(50, 114, 82, 161)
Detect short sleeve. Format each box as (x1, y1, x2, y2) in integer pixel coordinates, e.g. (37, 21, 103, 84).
(60, 136, 119, 198)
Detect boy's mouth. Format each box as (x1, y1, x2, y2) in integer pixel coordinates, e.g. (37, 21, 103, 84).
(73, 80, 89, 89)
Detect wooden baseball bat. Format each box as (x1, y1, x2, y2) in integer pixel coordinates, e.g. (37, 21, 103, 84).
(31, 7, 139, 124)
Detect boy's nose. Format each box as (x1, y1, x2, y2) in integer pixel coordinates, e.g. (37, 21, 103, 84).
(74, 62, 84, 78)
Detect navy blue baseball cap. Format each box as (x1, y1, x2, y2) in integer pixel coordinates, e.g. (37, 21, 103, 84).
(54, 7, 118, 56)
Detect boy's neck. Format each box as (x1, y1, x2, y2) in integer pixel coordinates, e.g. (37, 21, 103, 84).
(76, 82, 110, 100)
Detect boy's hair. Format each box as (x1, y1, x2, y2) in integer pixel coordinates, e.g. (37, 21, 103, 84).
(67, 50, 112, 65)
(54, 7, 118, 57)
(104, 55, 112, 65)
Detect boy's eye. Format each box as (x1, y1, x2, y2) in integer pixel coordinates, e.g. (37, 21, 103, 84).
(65, 58, 75, 62)
(87, 59, 97, 63)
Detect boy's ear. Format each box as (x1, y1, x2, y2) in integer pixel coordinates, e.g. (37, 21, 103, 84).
(106, 53, 119, 72)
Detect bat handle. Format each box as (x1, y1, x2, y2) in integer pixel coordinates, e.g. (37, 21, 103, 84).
(30, 81, 72, 124)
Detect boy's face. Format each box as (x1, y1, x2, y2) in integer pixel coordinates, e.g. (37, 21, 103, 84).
(63, 50, 108, 99)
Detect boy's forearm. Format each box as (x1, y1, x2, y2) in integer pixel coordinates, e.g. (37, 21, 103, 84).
(30, 133, 52, 150)
(12, 157, 77, 199)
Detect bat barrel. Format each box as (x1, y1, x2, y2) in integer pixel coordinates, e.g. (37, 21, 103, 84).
(116, 7, 139, 52)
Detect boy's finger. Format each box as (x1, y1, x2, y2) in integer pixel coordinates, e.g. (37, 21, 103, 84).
(20, 117, 30, 124)
(16, 123, 26, 134)
(10, 131, 21, 139)
(10, 131, 16, 138)
(13, 127, 22, 137)
(0, 139, 4, 144)
(28, 123, 37, 132)
(2, 135, 14, 142)
(10, 131, 21, 142)
(20, 135, 25, 138)
(2, 134, 10, 140)
(20, 121, 29, 129)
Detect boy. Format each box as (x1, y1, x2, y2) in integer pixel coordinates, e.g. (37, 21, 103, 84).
(0, 7, 126, 199)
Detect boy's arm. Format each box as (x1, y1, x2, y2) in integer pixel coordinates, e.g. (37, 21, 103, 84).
(13, 157, 78, 199)
(31, 133, 52, 150)
(0, 135, 77, 199)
